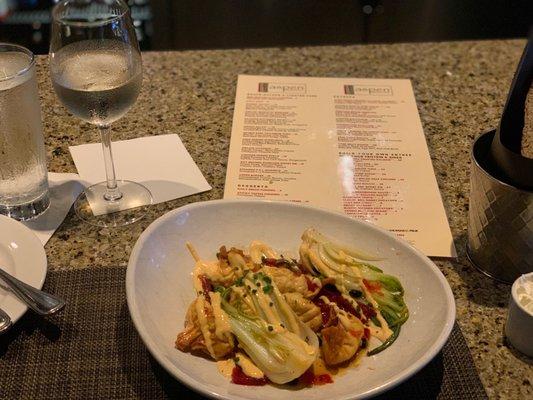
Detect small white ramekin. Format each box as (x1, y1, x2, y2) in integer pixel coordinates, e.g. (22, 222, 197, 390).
(505, 272, 533, 357)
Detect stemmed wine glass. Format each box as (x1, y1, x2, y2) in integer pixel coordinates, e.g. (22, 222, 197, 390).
(49, 0, 152, 227)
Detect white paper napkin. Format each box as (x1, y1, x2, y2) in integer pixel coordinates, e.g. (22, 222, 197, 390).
(69, 134, 211, 215)
(23, 172, 86, 245)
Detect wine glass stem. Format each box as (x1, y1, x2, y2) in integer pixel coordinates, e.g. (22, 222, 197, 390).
(99, 125, 123, 202)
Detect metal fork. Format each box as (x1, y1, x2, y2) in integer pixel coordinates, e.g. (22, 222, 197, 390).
(0, 269, 65, 316)
(0, 307, 12, 333)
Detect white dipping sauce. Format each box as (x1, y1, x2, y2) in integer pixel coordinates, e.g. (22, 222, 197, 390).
(515, 274, 533, 314)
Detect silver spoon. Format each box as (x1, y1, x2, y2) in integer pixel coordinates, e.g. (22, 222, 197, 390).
(0, 269, 65, 316)
(0, 307, 12, 333)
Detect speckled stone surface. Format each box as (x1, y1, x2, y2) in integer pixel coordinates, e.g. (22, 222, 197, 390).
(34, 40, 531, 398)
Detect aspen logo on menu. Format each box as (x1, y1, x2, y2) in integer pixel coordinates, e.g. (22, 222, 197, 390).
(258, 82, 306, 93)
(344, 85, 393, 96)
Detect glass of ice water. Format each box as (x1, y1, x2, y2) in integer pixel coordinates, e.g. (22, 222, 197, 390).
(0, 44, 50, 221)
(49, 0, 152, 228)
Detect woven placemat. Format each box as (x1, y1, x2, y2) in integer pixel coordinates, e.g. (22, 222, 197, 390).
(0, 268, 487, 400)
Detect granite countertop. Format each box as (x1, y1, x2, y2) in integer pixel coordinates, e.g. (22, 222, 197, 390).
(35, 39, 531, 399)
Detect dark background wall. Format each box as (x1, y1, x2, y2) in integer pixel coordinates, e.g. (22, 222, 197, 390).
(1, 0, 532, 54)
(150, 0, 532, 49)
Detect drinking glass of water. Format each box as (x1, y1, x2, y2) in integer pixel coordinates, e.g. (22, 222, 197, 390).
(0, 44, 49, 221)
(49, 0, 152, 227)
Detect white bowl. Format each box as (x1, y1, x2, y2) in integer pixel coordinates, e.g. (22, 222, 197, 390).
(127, 200, 455, 400)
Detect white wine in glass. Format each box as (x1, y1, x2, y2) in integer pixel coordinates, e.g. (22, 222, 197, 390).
(50, 0, 152, 227)
(52, 40, 142, 126)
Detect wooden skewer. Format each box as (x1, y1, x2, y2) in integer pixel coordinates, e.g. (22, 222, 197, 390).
(186, 242, 201, 262)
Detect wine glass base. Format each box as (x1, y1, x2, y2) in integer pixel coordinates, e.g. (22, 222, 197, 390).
(74, 180, 153, 228)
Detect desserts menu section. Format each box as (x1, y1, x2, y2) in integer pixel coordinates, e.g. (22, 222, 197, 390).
(224, 75, 455, 257)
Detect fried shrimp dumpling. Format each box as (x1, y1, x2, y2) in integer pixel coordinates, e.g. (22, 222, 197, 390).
(249, 241, 278, 264)
(202, 246, 255, 287)
(320, 310, 364, 366)
(321, 323, 362, 366)
(194, 259, 237, 288)
(175, 300, 203, 353)
(175, 297, 234, 360)
(284, 292, 322, 331)
(262, 266, 318, 297)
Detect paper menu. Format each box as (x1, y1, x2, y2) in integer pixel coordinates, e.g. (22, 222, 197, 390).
(224, 75, 456, 257)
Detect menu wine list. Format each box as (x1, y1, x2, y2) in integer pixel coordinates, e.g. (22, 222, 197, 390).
(224, 75, 456, 257)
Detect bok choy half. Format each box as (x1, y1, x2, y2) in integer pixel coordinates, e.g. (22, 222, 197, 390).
(220, 272, 319, 384)
(300, 228, 409, 353)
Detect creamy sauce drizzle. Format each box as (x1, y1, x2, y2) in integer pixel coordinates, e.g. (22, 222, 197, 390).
(192, 260, 221, 292)
(216, 352, 265, 379)
(325, 246, 391, 338)
(273, 287, 302, 336)
(303, 243, 392, 341)
(516, 274, 533, 314)
(194, 296, 215, 358)
(209, 292, 232, 340)
(185, 234, 398, 386)
(217, 359, 234, 378)
(249, 241, 278, 264)
(236, 352, 264, 378)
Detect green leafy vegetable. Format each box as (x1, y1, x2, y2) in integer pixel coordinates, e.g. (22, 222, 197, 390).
(221, 272, 320, 384)
(368, 325, 401, 356)
(221, 296, 319, 384)
(301, 228, 409, 343)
